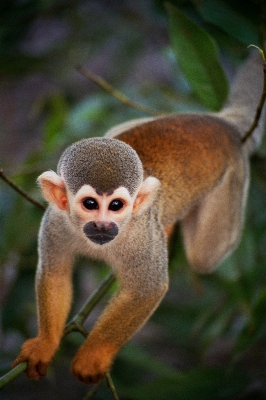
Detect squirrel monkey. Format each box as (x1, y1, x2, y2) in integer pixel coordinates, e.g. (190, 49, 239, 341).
(13, 52, 265, 384)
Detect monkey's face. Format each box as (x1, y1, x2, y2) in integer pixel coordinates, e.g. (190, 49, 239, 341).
(38, 170, 160, 246)
(70, 185, 134, 245)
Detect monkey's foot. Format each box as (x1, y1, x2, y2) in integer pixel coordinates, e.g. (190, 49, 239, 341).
(12, 337, 56, 379)
(71, 343, 117, 384)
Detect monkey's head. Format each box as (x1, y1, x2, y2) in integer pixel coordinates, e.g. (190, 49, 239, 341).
(38, 138, 160, 245)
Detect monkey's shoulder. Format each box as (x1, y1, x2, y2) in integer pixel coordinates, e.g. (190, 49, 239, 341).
(116, 114, 241, 193)
(116, 114, 241, 156)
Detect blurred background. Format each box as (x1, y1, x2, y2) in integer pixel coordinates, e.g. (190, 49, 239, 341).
(1, 0, 266, 399)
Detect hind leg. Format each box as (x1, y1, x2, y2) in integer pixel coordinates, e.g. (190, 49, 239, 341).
(181, 164, 249, 273)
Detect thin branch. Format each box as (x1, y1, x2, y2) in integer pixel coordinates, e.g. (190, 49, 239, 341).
(259, 0, 266, 56)
(0, 362, 27, 389)
(64, 271, 116, 336)
(76, 65, 161, 117)
(106, 373, 120, 400)
(0, 169, 46, 211)
(242, 47, 266, 143)
(83, 381, 102, 400)
(82, 373, 119, 400)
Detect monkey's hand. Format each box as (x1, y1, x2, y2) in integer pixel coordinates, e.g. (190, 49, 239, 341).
(71, 342, 117, 384)
(12, 337, 57, 379)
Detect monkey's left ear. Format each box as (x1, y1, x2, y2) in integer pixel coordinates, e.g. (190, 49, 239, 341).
(38, 171, 68, 210)
(133, 177, 160, 214)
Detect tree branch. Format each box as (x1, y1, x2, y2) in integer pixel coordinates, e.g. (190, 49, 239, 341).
(0, 362, 27, 389)
(0, 169, 46, 211)
(76, 65, 161, 117)
(64, 272, 116, 336)
(106, 373, 120, 400)
(259, 0, 266, 56)
(242, 47, 266, 143)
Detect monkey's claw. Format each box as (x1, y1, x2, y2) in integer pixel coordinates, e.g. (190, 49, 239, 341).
(71, 343, 115, 385)
(71, 357, 108, 385)
(12, 337, 55, 380)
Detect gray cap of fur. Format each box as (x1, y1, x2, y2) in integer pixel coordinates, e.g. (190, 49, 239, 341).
(57, 137, 143, 195)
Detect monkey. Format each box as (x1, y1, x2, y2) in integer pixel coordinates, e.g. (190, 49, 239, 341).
(13, 51, 265, 384)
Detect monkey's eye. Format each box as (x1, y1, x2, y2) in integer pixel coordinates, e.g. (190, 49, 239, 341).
(109, 199, 124, 212)
(83, 198, 99, 210)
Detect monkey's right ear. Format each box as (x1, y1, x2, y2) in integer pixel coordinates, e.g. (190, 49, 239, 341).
(37, 171, 68, 210)
(133, 176, 160, 214)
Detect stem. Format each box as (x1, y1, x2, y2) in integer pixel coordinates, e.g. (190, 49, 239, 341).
(0, 169, 46, 211)
(242, 48, 266, 143)
(76, 65, 160, 117)
(259, 0, 266, 56)
(106, 373, 120, 400)
(64, 272, 116, 336)
(0, 362, 27, 389)
(83, 373, 120, 400)
(83, 381, 102, 400)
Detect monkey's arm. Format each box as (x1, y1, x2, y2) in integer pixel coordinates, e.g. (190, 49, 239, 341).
(13, 209, 74, 379)
(72, 212, 169, 384)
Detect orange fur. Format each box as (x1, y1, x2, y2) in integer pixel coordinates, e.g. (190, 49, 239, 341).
(164, 224, 175, 240)
(117, 115, 241, 226)
(72, 342, 118, 384)
(13, 266, 73, 378)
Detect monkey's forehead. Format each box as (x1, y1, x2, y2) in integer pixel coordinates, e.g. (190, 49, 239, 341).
(57, 137, 143, 195)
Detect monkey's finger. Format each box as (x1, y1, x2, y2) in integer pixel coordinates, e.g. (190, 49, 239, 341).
(36, 361, 48, 378)
(89, 373, 105, 384)
(26, 361, 43, 380)
(74, 370, 105, 385)
(12, 355, 28, 369)
(12, 359, 21, 369)
(75, 372, 92, 384)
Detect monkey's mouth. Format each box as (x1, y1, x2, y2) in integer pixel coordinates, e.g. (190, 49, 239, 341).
(83, 222, 118, 245)
(86, 234, 116, 245)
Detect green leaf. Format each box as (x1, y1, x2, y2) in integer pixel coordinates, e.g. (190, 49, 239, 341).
(166, 3, 228, 110)
(195, 0, 258, 45)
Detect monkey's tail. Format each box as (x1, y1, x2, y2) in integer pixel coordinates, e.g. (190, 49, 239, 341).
(218, 51, 265, 154)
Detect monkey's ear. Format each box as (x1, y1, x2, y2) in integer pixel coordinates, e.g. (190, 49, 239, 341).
(133, 177, 160, 214)
(38, 171, 68, 210)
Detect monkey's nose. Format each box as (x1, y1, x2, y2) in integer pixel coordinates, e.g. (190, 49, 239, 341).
(83, 221, 119, 245)
(93, 221, 113, 231)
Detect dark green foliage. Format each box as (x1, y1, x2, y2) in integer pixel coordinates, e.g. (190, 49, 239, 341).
(166, 3, 229, 110)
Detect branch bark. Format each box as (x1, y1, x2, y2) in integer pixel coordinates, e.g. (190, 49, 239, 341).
(76, 65, 161, 117)
(242, 47, 266, 143)
(0, 169, 46, 211)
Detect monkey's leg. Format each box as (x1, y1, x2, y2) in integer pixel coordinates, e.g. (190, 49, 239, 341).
(12, 210, 74, 379)
(71, 285, 167, 384)
(13, 265, 73, 379)
(181, 162, 249, 273)
(72, 225, 169, 384)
